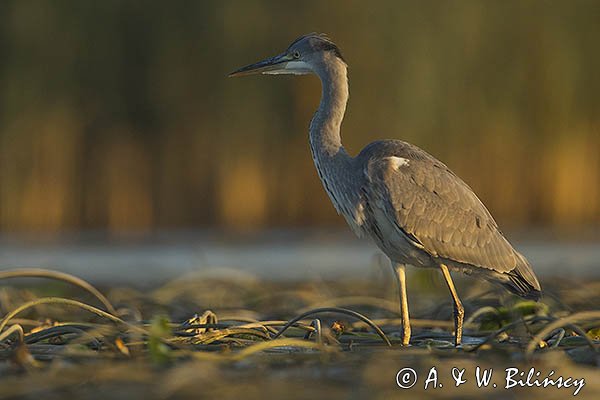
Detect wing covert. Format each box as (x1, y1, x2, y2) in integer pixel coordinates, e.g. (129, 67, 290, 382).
(362, 152, 519, 273)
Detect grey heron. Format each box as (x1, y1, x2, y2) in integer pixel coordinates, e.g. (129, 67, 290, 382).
(230, 33, 541, 346)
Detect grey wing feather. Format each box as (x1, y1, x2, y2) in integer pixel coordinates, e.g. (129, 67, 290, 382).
(361, 141, 519, 274)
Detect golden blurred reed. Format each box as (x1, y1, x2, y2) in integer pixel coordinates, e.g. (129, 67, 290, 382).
(0, 1, 598, 232)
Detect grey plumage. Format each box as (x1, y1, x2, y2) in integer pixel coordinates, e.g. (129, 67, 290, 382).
(230, 33, 542, 345)
(356, 140, 541, 299)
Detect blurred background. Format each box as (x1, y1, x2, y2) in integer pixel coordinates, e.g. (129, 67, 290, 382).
(0, 5, 598, 395)
(0, 0, 598, 236)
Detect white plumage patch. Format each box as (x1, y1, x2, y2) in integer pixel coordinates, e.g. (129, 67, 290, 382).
(388, 156, 410, 169)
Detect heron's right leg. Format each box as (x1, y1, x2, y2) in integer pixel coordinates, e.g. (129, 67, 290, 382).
(439, 264, 464, 346)
(393, 264, 411, 346)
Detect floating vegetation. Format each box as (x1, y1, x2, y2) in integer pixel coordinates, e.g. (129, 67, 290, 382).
(0, 268, 598, 399)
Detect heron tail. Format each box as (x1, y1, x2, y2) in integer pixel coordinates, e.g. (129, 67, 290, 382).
(502, 252, 542, 301)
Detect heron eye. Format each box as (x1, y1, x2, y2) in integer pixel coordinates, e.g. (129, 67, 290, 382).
(293, 51, 300, 59)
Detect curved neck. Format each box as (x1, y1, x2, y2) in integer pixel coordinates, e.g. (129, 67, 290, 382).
(310, 56, 349, 158)
(307, 55, 362, 226)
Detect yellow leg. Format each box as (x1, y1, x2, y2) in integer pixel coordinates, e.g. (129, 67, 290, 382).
(440, 264, 464, 346)
(394, 264, 411, 346)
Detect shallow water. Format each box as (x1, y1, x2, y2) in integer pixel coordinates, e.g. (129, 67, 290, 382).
(0, 230, 598, 285)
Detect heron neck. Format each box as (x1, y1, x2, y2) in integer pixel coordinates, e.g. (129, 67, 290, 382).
(308, 57, 363, 225)
(310, 58, 349, 159)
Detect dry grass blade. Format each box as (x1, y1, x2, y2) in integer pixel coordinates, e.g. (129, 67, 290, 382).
(0, 324, 24, 343)
(0, 268, 117, 314)
(464, 306, 500, 325)
(271, 307, 391, 346)
(238, 320, 315, 335)
(0, 297, 145, 335)
(216, 316, 277, 333)
(525, 310, 600, 356)
(181, 328, 271, 345)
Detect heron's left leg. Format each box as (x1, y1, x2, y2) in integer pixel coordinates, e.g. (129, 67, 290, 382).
(439, 264, 464, 346)
(393, 264, 411, 346)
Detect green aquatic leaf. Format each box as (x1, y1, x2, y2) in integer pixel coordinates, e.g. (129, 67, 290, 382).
(149, 315, 172, 365)
(512, 300, 548, 316)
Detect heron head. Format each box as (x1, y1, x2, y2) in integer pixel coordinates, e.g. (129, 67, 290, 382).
(229, 33, 345, 77)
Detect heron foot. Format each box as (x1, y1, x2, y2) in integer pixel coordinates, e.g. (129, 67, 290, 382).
(401, 324, 411, 346)
(453, 302, 464, 346)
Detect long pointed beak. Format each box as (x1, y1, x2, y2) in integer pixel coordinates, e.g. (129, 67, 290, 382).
(229, 53, 291, 77)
